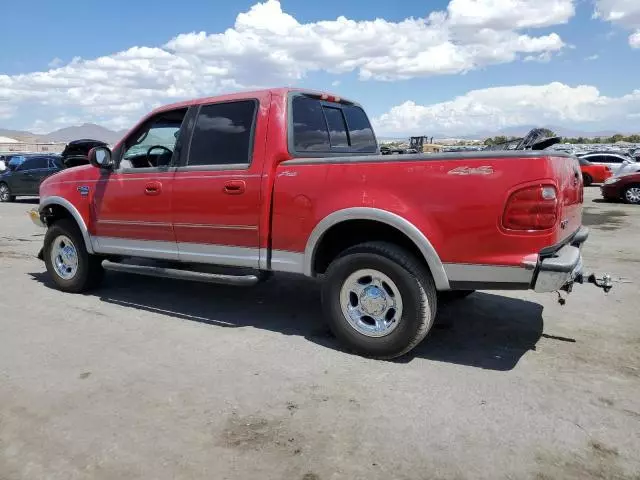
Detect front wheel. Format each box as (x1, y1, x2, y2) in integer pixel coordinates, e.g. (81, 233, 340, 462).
(0, 182, 15, 202)
(624, 185, 640, 205)
(43, 219, 104, 293)
(321, 241, 437, 359)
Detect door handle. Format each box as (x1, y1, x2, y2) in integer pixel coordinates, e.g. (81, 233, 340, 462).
(144, 181, 162, 196)
(223, 180, 246, 195)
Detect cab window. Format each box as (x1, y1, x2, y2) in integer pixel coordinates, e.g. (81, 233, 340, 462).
(120, 108, 187, 169)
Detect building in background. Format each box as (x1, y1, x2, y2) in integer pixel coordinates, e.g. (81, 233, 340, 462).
(0, 136, 66, 153)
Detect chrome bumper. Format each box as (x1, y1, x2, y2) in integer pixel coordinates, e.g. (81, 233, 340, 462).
(534, 244, 584, 293)
(28, 208, 45, 228)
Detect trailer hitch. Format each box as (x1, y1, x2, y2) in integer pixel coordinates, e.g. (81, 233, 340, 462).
(572, 272, 613, 293)
(556, 272, 612, 305)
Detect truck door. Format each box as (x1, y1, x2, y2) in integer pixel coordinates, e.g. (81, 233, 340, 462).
(171, 95, 268, 268)
(90, 108, 188, 259)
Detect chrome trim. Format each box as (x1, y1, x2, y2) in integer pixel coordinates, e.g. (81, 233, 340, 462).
(92, 237, 179, 260)
(175, 164, 250, 172)
(97, 219, 172, 227)
(177, 243, 259, 268)
(39, 196, 95, 254)
(173, 223, 258, 231)
(444, 263, 534, 284)
(304, 208, 450, 290)
(174, 173, 261, 179)
(270, 250, 305, 274)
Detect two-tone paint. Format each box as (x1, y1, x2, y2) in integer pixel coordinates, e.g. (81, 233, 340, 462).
(39, 87, 585, 292)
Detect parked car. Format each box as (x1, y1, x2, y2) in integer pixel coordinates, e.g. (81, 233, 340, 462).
(578, 157, 611, 186)
(0, 154, 63, 202)
(577, 152, 636, 171)
(60, 139, 109, 168)
(601, 172, 640, 204)
(32, 87, 610, 358)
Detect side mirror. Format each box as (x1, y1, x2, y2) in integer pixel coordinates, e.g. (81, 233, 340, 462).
(88, 146, 113, 169)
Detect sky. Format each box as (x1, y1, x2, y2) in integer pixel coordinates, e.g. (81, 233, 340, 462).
(0, 0, 639, 137)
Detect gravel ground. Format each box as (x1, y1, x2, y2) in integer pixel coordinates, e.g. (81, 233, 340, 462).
(1, 188, 639, 480)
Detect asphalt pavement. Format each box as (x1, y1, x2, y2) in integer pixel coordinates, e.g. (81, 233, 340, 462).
(1, 188, 639, 480)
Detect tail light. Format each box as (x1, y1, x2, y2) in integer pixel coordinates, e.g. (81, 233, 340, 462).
(503, 185, 558, 231)
(605, 166, 612, 172)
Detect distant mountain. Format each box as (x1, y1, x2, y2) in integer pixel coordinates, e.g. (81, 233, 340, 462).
(43, 123, 125, 144)
(0, 123, 127, 145)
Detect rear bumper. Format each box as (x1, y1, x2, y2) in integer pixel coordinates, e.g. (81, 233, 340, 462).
(532, 226, 588, 293)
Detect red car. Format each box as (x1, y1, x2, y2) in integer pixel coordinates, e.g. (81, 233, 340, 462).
(579, 157, 611, 186)
(601, 172, 640, 204)
(31, 87, 610, 358)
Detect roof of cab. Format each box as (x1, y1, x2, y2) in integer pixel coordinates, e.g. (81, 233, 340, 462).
(151, 87, 356, 115)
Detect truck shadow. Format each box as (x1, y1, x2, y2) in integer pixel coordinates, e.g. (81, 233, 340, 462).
(29, 271, 543, 371)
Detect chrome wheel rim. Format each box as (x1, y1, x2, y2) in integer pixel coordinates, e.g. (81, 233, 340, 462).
(339, 269, 403, 337)
(50, 235, 79, 280)
(626, 187, 640, 204)
(0, 185, 8, 201)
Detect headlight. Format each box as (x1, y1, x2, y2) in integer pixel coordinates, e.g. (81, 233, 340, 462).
(604, 177, 620, 185)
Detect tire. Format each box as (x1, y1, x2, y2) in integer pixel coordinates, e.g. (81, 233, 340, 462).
(439, 289, 475, 304)
(43, 218, 104, 293)
(582, 173, 593, 187)
(623, 184, 640, 205)
(321, 241, 437, 359)
(0, 182, 15, 202)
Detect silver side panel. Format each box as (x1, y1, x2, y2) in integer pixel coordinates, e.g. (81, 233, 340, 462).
(39, 196, 95, 254)
(178, 243, 259, 268)
(444, 263, 534, 284)
(92, 237, 180, 261)
(270, 250, 305, 274)
(303, 207, 450, 290)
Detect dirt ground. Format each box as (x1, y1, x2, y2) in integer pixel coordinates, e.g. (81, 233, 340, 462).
(1, 187, 639, 480)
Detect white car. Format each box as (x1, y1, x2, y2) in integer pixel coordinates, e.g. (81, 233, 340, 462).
(578, 152, 636, 171)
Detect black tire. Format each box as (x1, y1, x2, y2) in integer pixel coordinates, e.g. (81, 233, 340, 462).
(0, 182, 15, 202)
(439, 289, 475, 304)
(321, 241, 437, 359)
(582, 173, 593, 187)
(623, 184, 640, 205)
(43, 218, 104, 293)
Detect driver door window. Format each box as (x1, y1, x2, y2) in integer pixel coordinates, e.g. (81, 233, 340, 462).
(118, 108, 187, 170)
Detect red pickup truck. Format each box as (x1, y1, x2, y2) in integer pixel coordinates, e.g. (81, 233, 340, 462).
(34, 88, 610, 358)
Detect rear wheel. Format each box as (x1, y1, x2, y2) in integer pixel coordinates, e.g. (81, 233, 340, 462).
(0, 182, 15, 202)
(43, 219, 104, 292)
(624, 184, 640, 204)
(321, 241, 437, 359)
(582, 173, 593, 187)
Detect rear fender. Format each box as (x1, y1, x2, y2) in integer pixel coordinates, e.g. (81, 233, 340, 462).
(304, 207, 450, 290)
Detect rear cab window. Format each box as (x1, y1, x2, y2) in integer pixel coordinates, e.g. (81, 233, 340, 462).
(289, 94, 377, 156)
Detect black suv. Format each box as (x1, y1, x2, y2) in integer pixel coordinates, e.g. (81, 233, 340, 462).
(0, 154, 63, 202)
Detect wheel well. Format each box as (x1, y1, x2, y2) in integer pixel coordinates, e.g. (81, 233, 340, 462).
(42, 204, 75, 226)
(313, 220, 426, 275)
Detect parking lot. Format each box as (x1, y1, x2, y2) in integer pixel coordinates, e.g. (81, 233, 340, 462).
(1, 187, 639, 480)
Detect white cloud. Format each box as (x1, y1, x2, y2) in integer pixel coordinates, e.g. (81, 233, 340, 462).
(594, 0, 640, 47)
(331, 80, 341, 87)
(585, 54, 600, 60)
(48, 57, 64, 68)
(373, 82, 640, 135)
(0, 0, 573, 130)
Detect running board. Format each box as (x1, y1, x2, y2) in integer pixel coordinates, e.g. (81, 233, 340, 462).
(101, 260, 261, 286)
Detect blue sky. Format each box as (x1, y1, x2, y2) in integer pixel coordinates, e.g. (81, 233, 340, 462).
(1, 0, 639, 136)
